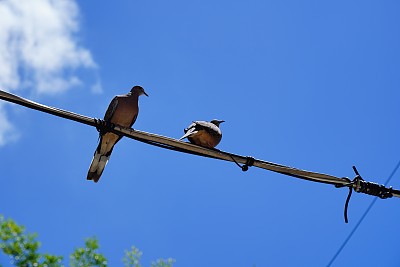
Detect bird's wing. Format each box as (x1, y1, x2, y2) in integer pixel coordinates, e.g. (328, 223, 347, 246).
(192, 121, 221, 136)
(129, 114, 138, 128)
(104, 96, 119, 122)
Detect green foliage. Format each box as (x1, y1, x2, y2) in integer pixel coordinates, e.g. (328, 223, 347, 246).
(0, 215, 63, 267)
(150, 258, 175, 267)
(0, 215, 175, 267)
(70, 238, 107, 267)
(123, 247, 175, 267)
(123, 246, 142, 267)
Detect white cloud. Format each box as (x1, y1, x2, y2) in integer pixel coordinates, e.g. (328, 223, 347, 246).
(0, 103, 19, 146)
(0, 0, 99, 145)
(91, 78, 103, 94)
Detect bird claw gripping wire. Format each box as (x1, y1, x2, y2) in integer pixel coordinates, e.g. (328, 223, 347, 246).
(336, 166, 394, 223)
(94, 118, 116, 134)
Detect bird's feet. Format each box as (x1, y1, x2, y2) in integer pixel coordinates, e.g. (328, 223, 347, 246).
(107, 121, 116, 130)
(94, 119, 116, 133)
(94, 118, 105, 133)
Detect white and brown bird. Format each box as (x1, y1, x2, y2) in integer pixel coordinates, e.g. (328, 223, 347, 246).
(179, 119, 225, 148)
(87, 85, 148, 183)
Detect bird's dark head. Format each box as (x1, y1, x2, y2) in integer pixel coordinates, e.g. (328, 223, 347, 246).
(130, 85, 148, 97)
(210, 119, 225, 127)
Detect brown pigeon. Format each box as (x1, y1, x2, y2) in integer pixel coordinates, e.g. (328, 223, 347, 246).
(87, 85, 148, 182)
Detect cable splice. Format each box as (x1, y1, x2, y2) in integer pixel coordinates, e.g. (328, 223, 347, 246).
(354, 180, 393, 199)
(336, 166, 394, 223)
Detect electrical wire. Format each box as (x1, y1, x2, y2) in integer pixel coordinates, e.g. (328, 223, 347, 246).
(326, 159, 400, 267)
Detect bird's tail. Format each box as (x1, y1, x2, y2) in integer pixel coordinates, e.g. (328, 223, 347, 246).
(87, 151, 110, 183)
(87, 133, 121, 183)
(179, 128, 195, 141)
(87, 139, 115, 183)
(179, 133, 189, 141)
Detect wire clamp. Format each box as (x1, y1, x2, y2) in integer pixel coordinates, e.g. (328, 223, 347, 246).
(241, 156, 255, 171)
(229, 154, 255, 172)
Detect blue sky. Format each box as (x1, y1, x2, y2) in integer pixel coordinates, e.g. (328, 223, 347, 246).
(1, 0, 399, 266)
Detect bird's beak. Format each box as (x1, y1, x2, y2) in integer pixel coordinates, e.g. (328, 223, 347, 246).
(143, 91, 149, 97)
(219, 120, 225, 123)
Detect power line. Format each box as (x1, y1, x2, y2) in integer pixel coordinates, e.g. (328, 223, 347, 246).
(326, 159, 400, 267)
(1, 89, 400, 224)
(2, 89, 394, 192)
